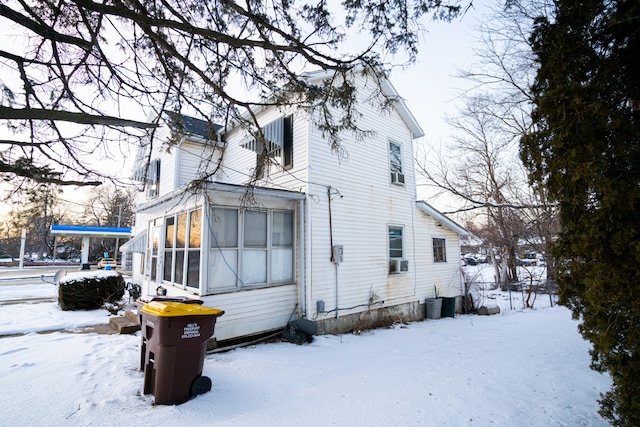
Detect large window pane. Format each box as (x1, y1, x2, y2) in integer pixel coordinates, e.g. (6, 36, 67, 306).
(163, 251, 173, 282)
(165, 217, 175, 248)
(271, 248, 293, 282)
(186, 251, 200, 288)
(208, 249, 238, 292)
(189, 210, 201, 248)
(272, 211, 293, 247)
(244, 211, 267, 247)
(211, 208, 238, 248)
(174, 250, 185, 284)
(176, 213, 187, 248)
(242, 249, 267, 284)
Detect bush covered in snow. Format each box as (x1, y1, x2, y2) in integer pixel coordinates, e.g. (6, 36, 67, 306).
(58, 271, 124, 311)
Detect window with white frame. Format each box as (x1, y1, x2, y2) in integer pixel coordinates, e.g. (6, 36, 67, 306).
(433, 238, 447, 262)
(388, 226, 403, 259)
(388, 225, 406, 274)
(146, 159, 160, 198)
(186, 210, 201, 287)
(208, 207, 295, 293)
(162, 208, 202, 289)
(389, 142, 405, 185)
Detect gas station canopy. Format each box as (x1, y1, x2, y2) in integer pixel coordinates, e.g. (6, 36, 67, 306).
(50, 225, 132, 238)
(50, 225, 133, 265)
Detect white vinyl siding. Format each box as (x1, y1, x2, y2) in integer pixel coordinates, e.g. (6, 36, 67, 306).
(303, 73, 418, 317)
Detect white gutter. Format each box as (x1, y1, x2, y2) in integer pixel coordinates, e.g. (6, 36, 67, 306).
(415, 201, 470, 236)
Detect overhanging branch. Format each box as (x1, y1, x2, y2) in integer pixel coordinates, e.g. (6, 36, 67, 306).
(0, 107, 157, 128)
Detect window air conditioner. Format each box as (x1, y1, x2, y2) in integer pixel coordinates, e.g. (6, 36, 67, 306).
(389, 259, 400, 274)
(148, 189, 157, 198)
(389, 259, 409, 274)
(391, 172, 405, 184)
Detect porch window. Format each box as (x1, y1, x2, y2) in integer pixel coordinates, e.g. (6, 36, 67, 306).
(242, 210, 267, 284)
(272, 211, 294, 282)
(187, 210, 201, 288)
(209, 208, 239, 291)
(162, 208, 202, 289)
(208, 207, 295, 293)
(433, 238, 447, 262)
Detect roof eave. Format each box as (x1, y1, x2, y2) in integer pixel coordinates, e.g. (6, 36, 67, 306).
(416, 201, 469, 236)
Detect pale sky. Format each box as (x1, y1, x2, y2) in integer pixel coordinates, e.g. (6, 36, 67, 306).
(1, 3, 486, 217)
(393, 6, 484, 212)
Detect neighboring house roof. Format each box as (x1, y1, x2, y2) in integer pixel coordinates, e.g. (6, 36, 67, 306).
(304, 67, 425, 139)
(416, 201, 469, 236)
(163, 111, 223, 140)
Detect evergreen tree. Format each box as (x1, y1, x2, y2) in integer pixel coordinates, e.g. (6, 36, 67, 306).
(521, 0, 640, 424)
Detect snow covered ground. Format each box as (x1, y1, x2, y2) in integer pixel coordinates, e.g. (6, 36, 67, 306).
(0, 265, 612, 426)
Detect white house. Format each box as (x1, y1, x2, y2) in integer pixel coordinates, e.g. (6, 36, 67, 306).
(122, 69, 469, 344)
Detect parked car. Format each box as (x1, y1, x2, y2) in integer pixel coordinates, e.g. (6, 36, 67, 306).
(515, 257, 537, 267)
(97, 258, 117, 269)
(464, 256, 477, 266)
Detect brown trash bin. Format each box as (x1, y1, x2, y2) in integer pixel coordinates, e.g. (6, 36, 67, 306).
(140, 301, 224, 405)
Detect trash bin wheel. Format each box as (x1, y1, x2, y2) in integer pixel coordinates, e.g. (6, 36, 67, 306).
(191, 375, 212, 397)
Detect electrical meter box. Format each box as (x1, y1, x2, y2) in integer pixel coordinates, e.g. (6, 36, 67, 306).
(332, 245, 344, 264)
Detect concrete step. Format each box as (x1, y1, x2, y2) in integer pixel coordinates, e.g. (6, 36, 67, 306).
(124, 309, 140, 325)
(108, 316, 140, 334)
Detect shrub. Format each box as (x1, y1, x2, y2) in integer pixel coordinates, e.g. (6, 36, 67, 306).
(58, 272, 125, 311)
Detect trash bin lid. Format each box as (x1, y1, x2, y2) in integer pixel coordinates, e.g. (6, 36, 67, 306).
(141, 301, 224, 317)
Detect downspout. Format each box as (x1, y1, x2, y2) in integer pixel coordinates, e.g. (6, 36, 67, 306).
(328, 186, 339, 319)
(299, 198, 307, 317)
(305, 197, 312, 319)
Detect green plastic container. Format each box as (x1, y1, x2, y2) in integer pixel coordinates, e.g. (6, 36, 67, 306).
(441, 297, 456, 318)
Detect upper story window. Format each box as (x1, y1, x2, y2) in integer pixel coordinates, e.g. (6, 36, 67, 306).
(389, 141, 404, 185)
(433, 238, 447, 262)
(131, 156, 160, 199)
(146, 159, 161, 199)
(242, 116, 293, 169)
